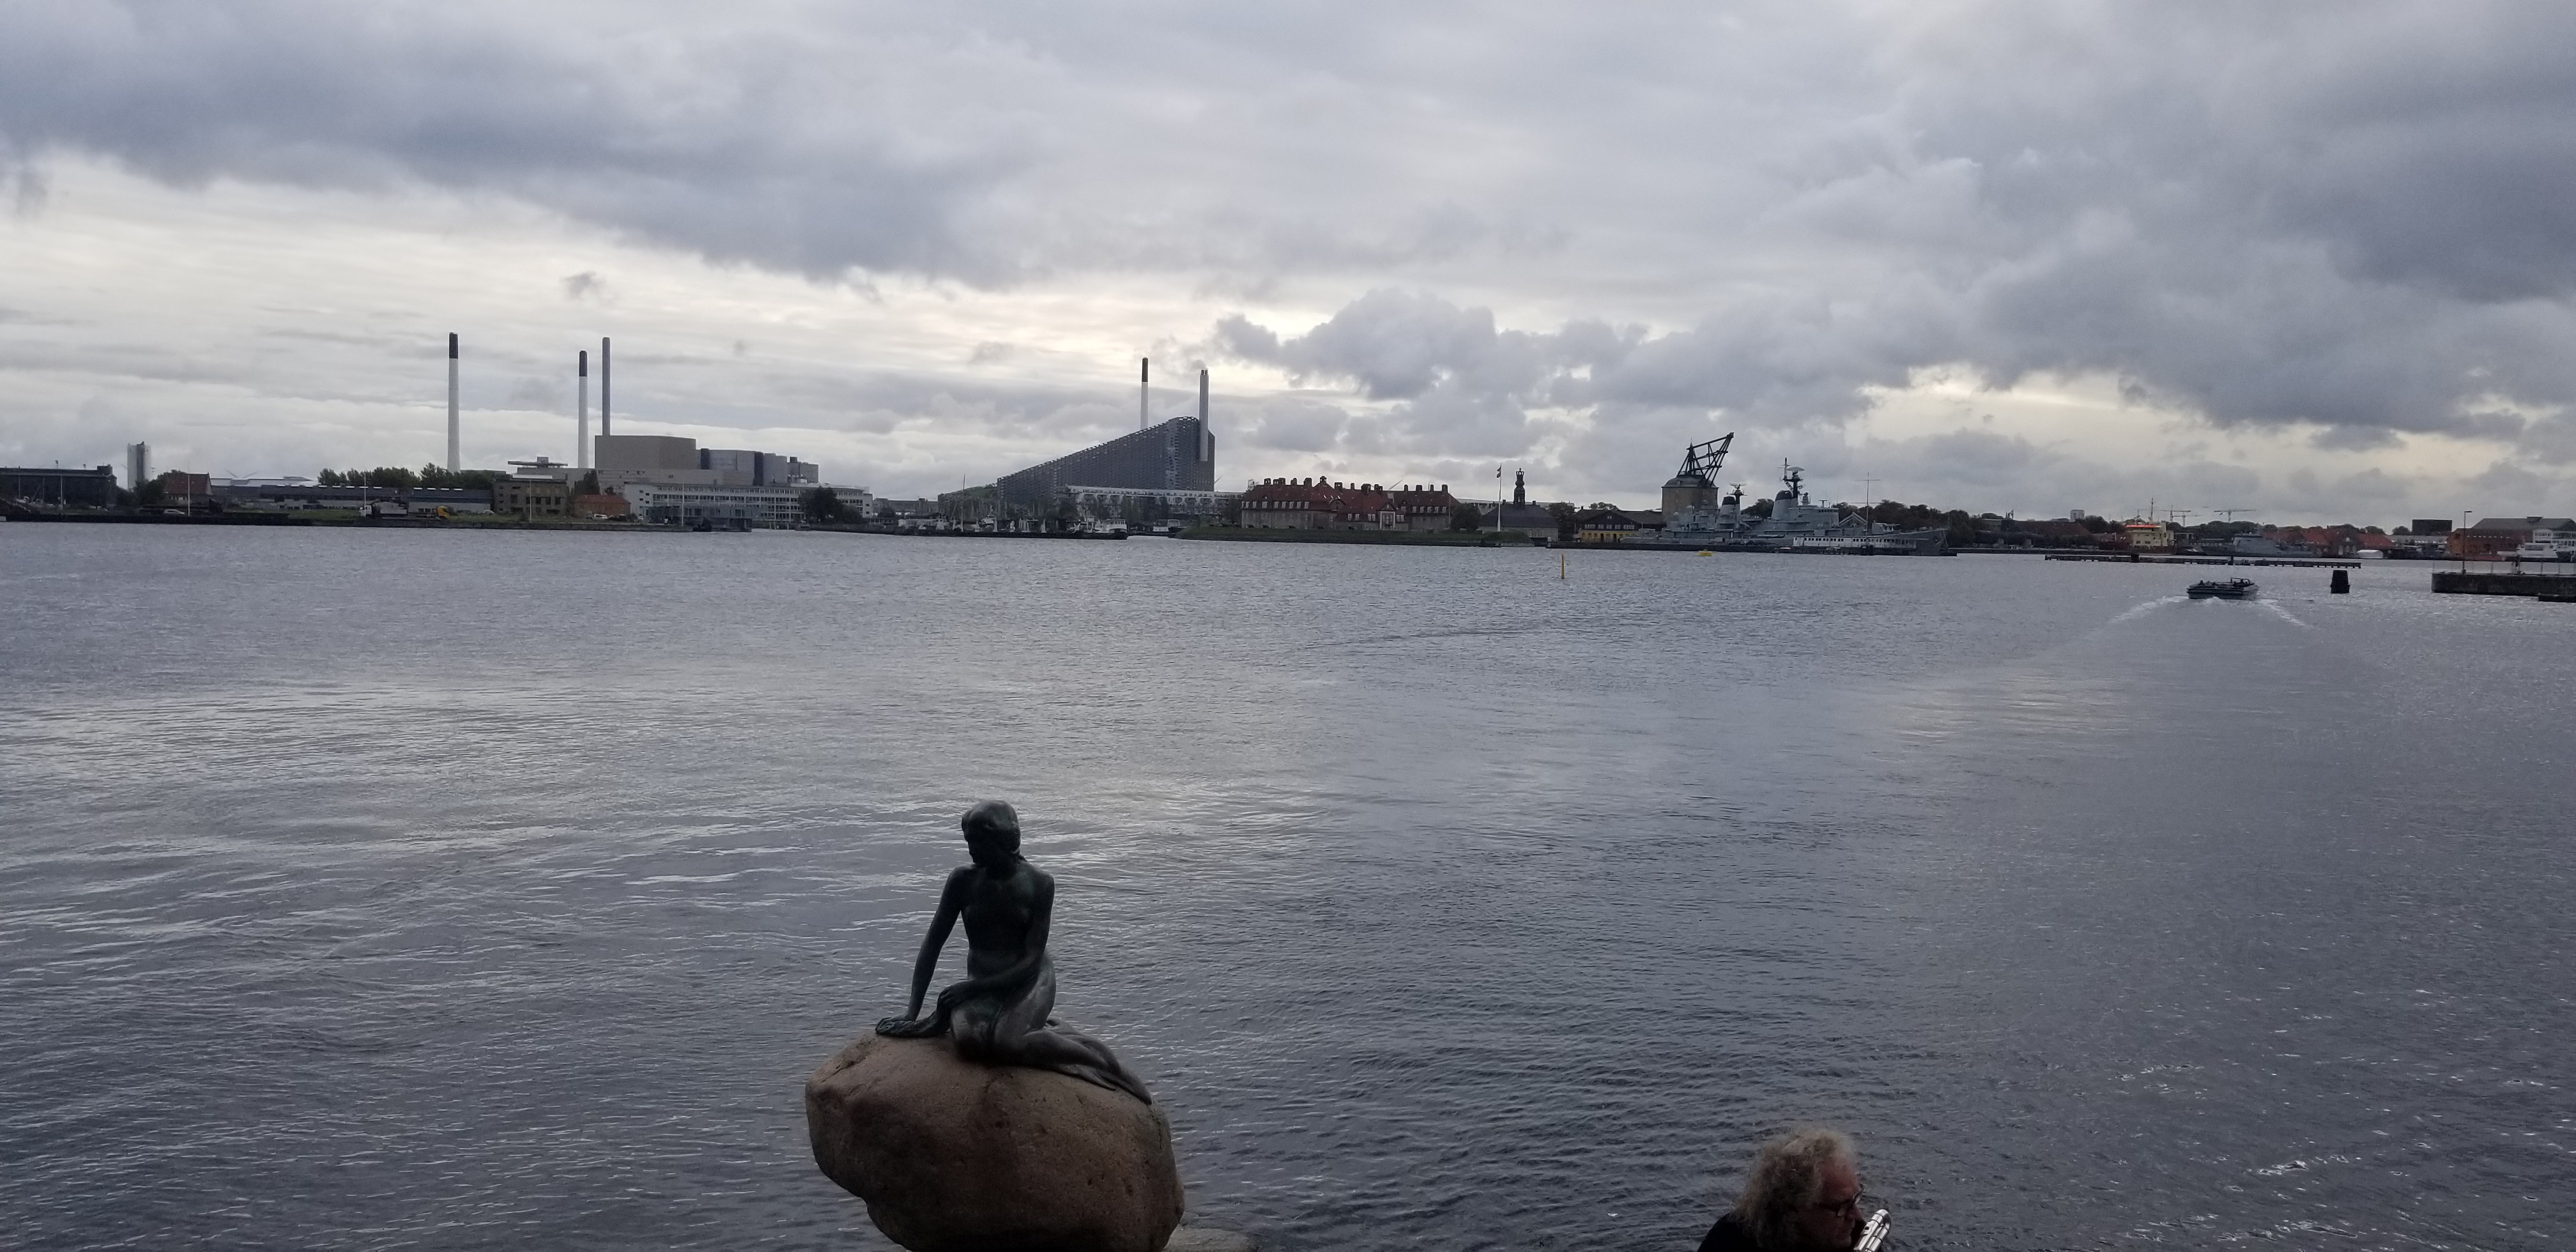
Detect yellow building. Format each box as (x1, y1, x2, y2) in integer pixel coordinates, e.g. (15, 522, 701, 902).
(2123, 521, 2175, 551)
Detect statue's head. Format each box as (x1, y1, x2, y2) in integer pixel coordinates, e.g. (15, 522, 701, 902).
(960, 800, 1022, 868)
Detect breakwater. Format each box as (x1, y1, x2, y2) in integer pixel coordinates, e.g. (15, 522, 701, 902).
(2430, 569, 2576, 597)
(2044, 551, 2359, 568)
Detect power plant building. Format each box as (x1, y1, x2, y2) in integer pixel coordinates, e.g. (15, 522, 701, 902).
(586, 432, 840, 528)
(993, 415, 1216, 510)
(591, 434, 818, 493)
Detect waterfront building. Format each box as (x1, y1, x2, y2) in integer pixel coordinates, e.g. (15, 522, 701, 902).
(2122, 520, 2175, 550)
(2389, 519, 2452, 557)
(213, 482, 493, 512)
(493, 475, 573, 519)
(873, 498, 944, 526)
(1065, 485, 1236, 524)
(2228, 533, 2313, 558)
(701, 448, 819, 487)
(506, 456, 576, 483)
(1483, 501, 1564, 536)
(994, 416, 1215, 512)
(0, 465, 119, 509)
(593, 434, 820, 494)
(154, 471, 213, 510)
(594, 434, 706, 491)
(1239, 479, 1458, 530)
(2453, 516, 2575, 559)
(1575, 506, 1664, 544)
(1479, 469, 1568, 537)
(2516, 521, 2576, 561)
(624, 482, 807, 528)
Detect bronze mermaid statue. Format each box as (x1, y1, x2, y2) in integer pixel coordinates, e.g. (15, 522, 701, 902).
(875, 800, 1153, 1104)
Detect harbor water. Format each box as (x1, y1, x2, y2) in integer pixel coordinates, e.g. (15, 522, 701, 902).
(2, 526, 2568, 1249)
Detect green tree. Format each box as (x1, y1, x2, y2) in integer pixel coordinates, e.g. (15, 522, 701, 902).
(801, 486, 843, 523)
(1943, 510, 1981, 548)
(1449, 501, 1484, 531)
(1546, 500, 1578, 540)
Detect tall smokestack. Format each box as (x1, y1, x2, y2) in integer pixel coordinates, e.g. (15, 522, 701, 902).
(577, 349, 590, 470)
(1197, 367, 1209, 425)
(600, 337, 613, 437)
(446, 333, 460, 470)
(1138, 357, 1149, 431)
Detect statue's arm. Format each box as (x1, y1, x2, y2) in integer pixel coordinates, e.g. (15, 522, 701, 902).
(878, 869, 969, 1033)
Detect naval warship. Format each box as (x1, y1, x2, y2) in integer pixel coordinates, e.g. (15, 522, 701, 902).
(1648, 433, 1946, 553)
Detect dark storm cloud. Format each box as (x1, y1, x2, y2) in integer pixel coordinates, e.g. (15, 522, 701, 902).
(0, 1, 1027, 280)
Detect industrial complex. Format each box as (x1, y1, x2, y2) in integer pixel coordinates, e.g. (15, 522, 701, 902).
(939, 361, 1229, 531)
(10, 339, 2566, 562)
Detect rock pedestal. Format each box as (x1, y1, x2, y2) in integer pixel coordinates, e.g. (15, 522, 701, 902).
(805, 1034, 1184, 1252)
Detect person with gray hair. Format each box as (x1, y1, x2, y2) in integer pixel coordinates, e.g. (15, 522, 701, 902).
(1696, 1128, 1873, 1251)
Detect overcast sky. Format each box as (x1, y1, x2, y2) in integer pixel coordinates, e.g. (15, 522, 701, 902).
(4, 0, 2573, 521)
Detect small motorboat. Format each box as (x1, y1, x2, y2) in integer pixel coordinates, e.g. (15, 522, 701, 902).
(2188, 577, 2258, 600)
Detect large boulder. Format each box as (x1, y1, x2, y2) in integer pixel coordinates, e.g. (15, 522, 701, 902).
(805, 1034, 1184, 1252)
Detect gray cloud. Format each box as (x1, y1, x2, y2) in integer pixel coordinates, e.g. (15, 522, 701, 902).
(4, 0, 2575, 513)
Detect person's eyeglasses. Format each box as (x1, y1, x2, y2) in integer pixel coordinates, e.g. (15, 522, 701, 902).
(1814, 1186, 1868, 1219)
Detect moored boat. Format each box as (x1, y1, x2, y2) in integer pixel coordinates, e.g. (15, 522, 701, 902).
(2188, 577, 2258, 600)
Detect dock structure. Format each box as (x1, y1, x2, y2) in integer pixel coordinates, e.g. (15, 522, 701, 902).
(2044, 553, 2359, 568)
(2431, 570, 2576, 599)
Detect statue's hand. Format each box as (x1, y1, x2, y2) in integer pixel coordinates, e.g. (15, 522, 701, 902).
(875, 1014, 942, 1038)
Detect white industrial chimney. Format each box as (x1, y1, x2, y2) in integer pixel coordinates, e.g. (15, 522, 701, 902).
(446, 333, 460, 470)
(600, 337, 613, 437)
(1197, 367, 1209, 425)
(577, 349, 590, 470)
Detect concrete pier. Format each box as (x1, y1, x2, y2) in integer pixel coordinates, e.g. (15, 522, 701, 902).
(2432, 570, 2576, 598)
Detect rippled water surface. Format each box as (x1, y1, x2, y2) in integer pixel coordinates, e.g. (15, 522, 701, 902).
(3, 526, 2569, 1250)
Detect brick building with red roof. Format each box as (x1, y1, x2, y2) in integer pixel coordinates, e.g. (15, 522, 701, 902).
(1239, 478, 1462, 531)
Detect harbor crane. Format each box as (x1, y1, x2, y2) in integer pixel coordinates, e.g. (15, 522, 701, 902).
(1677, 433, 1733, 480)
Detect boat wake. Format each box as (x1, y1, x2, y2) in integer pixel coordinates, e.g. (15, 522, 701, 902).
(2258, 600, 2312, 629)
(2111, 595, 2187, 623)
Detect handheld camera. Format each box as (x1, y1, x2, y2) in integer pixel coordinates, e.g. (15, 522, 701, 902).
(1855, 1208, 1890, 1251)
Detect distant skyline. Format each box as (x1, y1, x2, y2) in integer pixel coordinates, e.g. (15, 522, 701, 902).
(4, 2, 2573, 521)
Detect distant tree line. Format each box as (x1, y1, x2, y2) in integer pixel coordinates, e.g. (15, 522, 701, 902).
(316, 465, 502, 491)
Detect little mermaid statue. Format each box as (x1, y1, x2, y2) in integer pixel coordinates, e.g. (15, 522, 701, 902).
(874, 800, 1153, 1104)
